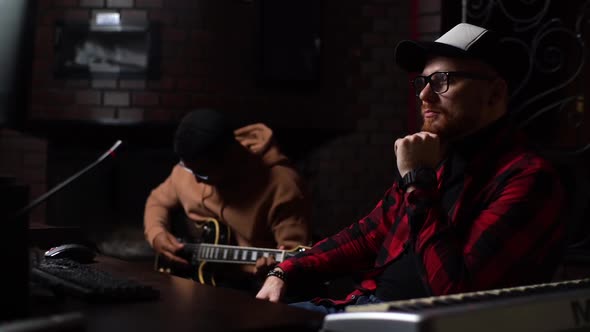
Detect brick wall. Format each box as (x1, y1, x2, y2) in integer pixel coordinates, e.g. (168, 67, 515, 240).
(1, 0, 446, 237)
(305, 0, 443, 236)
(306, 0, 413, 236)
(30, 0, 359, 127)
(0, 129, 47, 224)
(418, 0, 442, 41)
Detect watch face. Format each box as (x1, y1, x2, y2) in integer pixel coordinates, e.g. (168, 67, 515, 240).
(416, 168, 437, 187)
(402, 167, 436, 190)
(416, 168, 436, 185)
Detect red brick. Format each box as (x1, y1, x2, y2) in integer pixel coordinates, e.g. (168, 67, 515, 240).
(348, 75, 371, 89)
(188, 63, 209, 76)
(362, 5, 386, 18)
(147, 77, 175, 90)
(80, 0, 105, 8)
(29, 184, 48, 200)
(32, 59, 52, 74)
(190, 29, 214, 44)
(161, 42, 181, 58)
(65, 9, 90, 21)
(65, 80, 90, 88)
(92, 79, 117, 88)
(23, 153, 46, 167)
(41, 10, 64, 25)
(87, 107, 116, 120)
(64, 105, 116, 121)
(162, 61, 187, 76)
(132, 92, 159, 106)
(28, 105, 48, 119)
(35, 27, 53, 54)
(136, 0, 163, 8)
(106, 0, 133, 8)
(37, 0, 53, 11)
(104, 91, 130, 106)
(53, 0, 78, 7)
(161, 93, 189, 108)
(22, 170, 45, 183)
(31, 71, 49, 86)
(75, 90, 102, 105)
(418, 14, 441, 35)
(149, 10, 175, 24)
(121, 9, 148, 24)
(164, 0, 196, 9)
(185, 44, 204, 58)
(120, 80, 146, 89)
(144, 109, 172, 122)
(176, 78, 203, 91)
(362, 33, 386, 47)
(0, 153, 22, 172)
(117, 108, 144, 122)
(162, 28, 187, 42)
(190, 95, 222, 109)
(31, 90, 76, 106)
(419, 0, 441, 13)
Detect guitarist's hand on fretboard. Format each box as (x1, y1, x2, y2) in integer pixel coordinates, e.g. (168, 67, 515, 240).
(153, 231, 189, 265)
(253, 245, 284, 277)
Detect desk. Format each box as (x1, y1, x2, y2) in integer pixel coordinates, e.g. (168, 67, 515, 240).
(23, 256, 325, 332)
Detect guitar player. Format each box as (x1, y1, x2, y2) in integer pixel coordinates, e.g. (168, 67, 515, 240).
(143, 109, 312, 293)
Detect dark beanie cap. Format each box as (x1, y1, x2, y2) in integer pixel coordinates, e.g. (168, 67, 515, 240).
(173, 109, 234, 162)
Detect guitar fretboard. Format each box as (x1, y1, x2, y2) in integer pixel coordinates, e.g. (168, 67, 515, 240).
(185, 243, 286, 264)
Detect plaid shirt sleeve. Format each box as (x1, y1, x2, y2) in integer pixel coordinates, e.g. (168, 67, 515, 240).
(278, 185, 405, 280)
(411, 156, 565, 295)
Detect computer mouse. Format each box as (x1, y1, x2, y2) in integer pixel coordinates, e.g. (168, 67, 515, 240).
(44, 243, 96, 263)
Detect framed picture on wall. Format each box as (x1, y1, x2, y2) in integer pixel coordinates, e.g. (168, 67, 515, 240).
(53, 21, 160, 79)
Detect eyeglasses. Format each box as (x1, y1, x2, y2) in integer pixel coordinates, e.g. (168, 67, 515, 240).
(411, 71, 494, 96)
(178, 161, 210, 182)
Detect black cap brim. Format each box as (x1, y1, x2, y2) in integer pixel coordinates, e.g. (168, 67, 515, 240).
(394, 40, 472, 73)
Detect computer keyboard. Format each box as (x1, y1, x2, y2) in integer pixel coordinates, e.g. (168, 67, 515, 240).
(31, 257, 160, 302)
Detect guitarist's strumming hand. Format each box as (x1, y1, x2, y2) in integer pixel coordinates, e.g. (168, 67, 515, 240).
(153, 231, 189, 265)
(253, 245, 285, 277)
(256, 267, 286, 303)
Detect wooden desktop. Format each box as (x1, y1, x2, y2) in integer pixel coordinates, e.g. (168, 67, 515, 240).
(13, 255, 325, 332)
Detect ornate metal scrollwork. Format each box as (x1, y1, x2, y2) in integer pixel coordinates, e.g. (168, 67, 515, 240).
(466, 0, 590, 156)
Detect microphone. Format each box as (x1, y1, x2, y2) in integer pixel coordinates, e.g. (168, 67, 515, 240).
(10, 140, 123, 222)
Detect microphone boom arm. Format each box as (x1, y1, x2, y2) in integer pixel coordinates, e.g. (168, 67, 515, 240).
(11, 140, 122, 222)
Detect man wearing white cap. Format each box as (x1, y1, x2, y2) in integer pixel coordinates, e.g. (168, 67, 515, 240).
(256, 23, 565, 313)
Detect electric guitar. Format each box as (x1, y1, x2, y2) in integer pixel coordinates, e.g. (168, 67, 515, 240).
(154, 217, 308, 286)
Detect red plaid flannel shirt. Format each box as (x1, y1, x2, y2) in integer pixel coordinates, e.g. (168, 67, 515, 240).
(279, 125, 565, 306)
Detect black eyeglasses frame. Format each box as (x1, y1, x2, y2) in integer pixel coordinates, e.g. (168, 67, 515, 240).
(411, 71, 495, 97)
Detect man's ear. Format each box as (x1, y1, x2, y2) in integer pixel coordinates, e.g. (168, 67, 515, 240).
(488, 78, 508, 107)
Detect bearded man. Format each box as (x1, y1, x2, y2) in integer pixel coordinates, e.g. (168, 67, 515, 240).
(255, 23, 566, 313)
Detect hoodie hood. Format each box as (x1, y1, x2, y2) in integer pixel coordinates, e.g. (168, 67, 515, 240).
(234, 123, 288, 166)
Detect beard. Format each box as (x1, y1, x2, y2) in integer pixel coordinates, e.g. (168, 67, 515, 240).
(421, 108, 480, 143)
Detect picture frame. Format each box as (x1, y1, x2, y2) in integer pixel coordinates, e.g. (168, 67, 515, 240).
(53, 20, 160, 79)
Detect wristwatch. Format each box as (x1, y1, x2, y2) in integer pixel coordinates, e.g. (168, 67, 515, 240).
(399, 167, 437, 191)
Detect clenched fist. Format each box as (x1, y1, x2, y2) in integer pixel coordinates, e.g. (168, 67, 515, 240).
(394, 132, 441, 177)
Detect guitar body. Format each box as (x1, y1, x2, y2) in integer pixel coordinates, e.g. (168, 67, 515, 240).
(154, 216, 309, 287)
(155, 218, 232, 286)
(193, 218, 233, 286)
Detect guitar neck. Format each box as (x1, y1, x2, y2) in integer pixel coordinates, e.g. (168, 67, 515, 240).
(184, 243, 288, 264)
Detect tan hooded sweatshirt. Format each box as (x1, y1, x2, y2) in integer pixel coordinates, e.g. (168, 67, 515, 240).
(143, 123, 311, 251)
